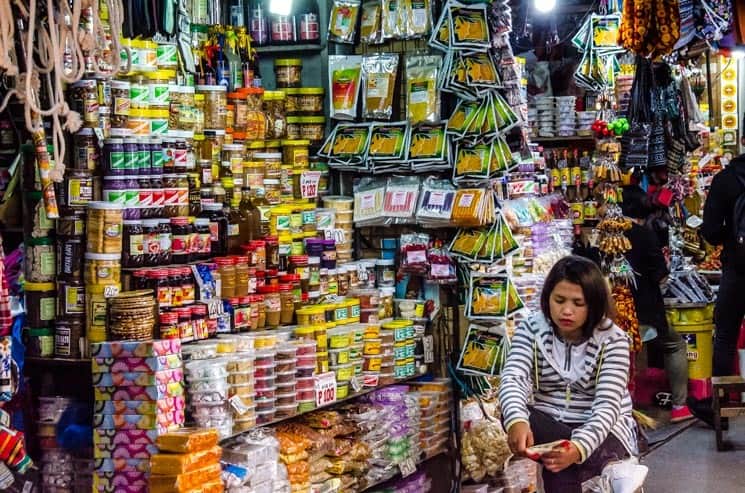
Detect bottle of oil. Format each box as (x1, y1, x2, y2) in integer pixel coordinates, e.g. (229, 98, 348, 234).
(238, 186, 262, 242)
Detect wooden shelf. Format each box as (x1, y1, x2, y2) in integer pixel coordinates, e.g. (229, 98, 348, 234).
(25, 356, 91, 367)
(255, 44, 324, 54)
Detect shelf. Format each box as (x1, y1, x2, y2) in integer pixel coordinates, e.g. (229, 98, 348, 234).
(25, 356, 91, 366)
(255, 44, 324, 54)
(221, 375, 422, 443)
(0, 226, 23, 233)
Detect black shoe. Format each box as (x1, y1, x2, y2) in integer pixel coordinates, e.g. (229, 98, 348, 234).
(686, 397, 729, 430)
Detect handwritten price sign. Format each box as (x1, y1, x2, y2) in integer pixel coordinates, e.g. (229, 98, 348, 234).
(300, 171, 322, 199)
(314, 371, 337, 407)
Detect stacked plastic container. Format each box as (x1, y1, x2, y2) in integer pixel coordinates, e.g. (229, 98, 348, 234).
(274, 344, 299, 420)
(295, 340, 317, 413)
(410, 379, 452, 458)
(254, 348, 278, 425)
(37, 397, 78, 492)
(90, 340, 184, 492)
(221, 429, 284, 493)
(182, 339, 232, 439)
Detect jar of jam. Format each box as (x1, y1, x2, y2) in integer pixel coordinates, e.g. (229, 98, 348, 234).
(160, 311, 179, 339)
(279, 283, 294, 325)
(148, 268, 172, 307)
(122, 220, 144, 267)
(176, 306, 194, 342)
(265, 236, 279, 270)
(215, 257, 236, 299)
(142, 219, 162, 267)
(171, 216, 193, 264)
(234, 256, 250, 296)
(103, 137, 125, 175)
(191, 303, 208, 340)
(159, 218, 173, 265)
(194, 218, 212, 260)
(289, 255, 309, 292)
(181, 266, 195, 305)
(200, 202, 229, 257)
(73, 128, 98, 170)
(249, 294, 261, 330)
(170, 266, 184, 307)
(259, 285, 281, 328)
(150, 173, 164, 218)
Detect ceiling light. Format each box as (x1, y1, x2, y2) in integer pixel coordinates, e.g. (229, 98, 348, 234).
(534, 0, 557, 14)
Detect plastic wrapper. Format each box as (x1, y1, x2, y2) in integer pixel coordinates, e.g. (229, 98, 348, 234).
(407, 123, 449, 169)
(305, 410, 344, 429)
(328, 0, 361, 44)
(381, 0, 402, 38)
(448, 1, 491, 50)
(329, 56, 362, 120)
(149, 462, 222, 493)
(353, 178, 386, 224)
(456, 324, 508, 376)
(362, 53, 399, 120)
(329, 123, 371, 168)
(150, 446, 222, 475)
(360, 0, 383, 44)
(383, 176, 420, 221)
(402, 0, 432, 38)
(276, 431, 312, 456)
(450, 188, 494, 227)
(276, 423, 334, 455)
(155, 428, 219, 454)
(185, 359, 228, 380)
(428, 245, 457, 284)
(466, 273, 524, 320)
(405, 55, 441, 124)
(399, 233, 429, 275)
(368, 122, 409, 166)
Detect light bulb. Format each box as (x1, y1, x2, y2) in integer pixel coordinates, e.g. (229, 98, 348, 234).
(731, 48, 745, 60)
(534, 0, 556, 13)
(269, 0, 292, 16)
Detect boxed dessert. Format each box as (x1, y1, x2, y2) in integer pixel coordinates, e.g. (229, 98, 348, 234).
(94, 397, 186, 415)
(93, 410, 185, 431)
(94, 382, 184, 401)
(92, 354, 183, 373)
(91, 340, 181, 358)
(92, 368, 184, 387)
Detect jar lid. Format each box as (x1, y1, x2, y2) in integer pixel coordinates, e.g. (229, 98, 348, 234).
(275, 58, 303, 66)
(298, 87, 324, 95)
(222, 144, 243, 151)
(214, 257, 236, 265)
(278, 284, 292, 291)
(110, 128, 132, 137)
(171, 216, 189, 225)
(147, 69, 176, 80)
(204, 129, 226, 136)
(196, 84, 227, 92)
(169, 84, 195, 93)
(123, 220, 143, 225)
(160, 312, 179, 323)
(287, 116, 302, 124)
(24, 282, 55, 291)
(85, 252, 121, 260)
(258, 285, 279, 294)
(87, 201, 125, 210)
(264, 179, 280, 185)
(308, 256, 320, 265)
(265, 140, 281, 148)
(246, 141, 266, 149)
(194, 218, 210, 225)
(110, 80, 131, 89)
(227, 92, 246, 99)
(280, 139, 311, 146)
(191, 304, 207, 313)
(254, 152, 282, 159)
(71, 79, 96, 88)
(24, 327, 54, 336)
(76, 128, 95, 136)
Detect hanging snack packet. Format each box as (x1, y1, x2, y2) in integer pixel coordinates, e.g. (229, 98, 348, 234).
(383, 175, 420, 220)
(429, 0, 452, 51)
(406, 55, 441, 125)
(416, 177, 456, 223)
(329, 0, 362, 44)
(456, 325, 507, 376)
(381, 0, 403, 39)
(449, 1, 491, 50)
(362, 53, 399, 120)
(491, 91, 519, 131)
(368, 122, 408, 161)
(468, 275, 509, 318)
(330, 123, 371, 162)
(402, 0, 432, 39)
(465, 52, 500, 89)
(407, 123, 448, 163)
(449, 229, 488, 258)
(360, 0, 384, 44)
(454, 143, 490, 181)
(447, 100, 481, 138)
(329, 55, 363, 120)
(354, 178, 386, 224)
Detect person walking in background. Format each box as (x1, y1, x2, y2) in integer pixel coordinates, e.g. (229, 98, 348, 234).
(500, 256, 646, 493)
(621, 186, 693, 423)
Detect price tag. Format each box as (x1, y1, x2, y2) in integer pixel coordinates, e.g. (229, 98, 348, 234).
(422, 335, 434, 364)
(300, 171, 321, 199)
(103, 285, 120, 298)
(228, 395, 251, 416)
(350, 376, 363, 393)
(399, 457, 417, 478)
(206, 298, 224, 319)
(314, 371, 337, 407)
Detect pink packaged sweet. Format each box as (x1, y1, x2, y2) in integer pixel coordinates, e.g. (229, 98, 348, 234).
(94, 397, 186, 415)
(92, 368, 184, 387)
(94, 470, 148, 493)
(93, 440, 159, 459)
(92, 354, 183, 373)
(91, 339, 181, 358)
(94, 382, 184, 401)
(93, 410, 185, 431)
(94, 457, 150, 473)
(93, 429, 159, 447)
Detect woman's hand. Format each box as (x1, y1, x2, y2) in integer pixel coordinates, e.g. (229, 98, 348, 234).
(507, 421, 534, 456)
(541, 442, 581, 473)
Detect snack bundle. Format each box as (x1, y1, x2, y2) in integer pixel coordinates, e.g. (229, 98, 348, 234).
(220, 429, 286, 492)
(91, 340, 185, 492)
(149, 428, 222, 493)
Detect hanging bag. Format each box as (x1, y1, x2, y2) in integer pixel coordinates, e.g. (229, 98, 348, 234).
(620, 57, 652, 169)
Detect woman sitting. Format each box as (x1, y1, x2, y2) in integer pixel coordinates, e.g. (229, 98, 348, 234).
(498, 256, 646, 493)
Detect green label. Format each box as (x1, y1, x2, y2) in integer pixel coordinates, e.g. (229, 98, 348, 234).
(138, 150, 150, 169)
(103, 189, 127, 204)
(110, 151, 125, 169)
(124, 151, 137, 170)
(40, 252, 55, 276)
(124, 190, 139, 207)
(40, 296, 55, 321)
(130, 85, 149, 104)
(152, 150, 164, 169)
(276, 215, 291, 231)
(150, 84, 170, 105)
(351, 304, 360, 318)
(151, 119, 168, 135)
(301, 211, 316, 224)
(156, 44, 178, 65)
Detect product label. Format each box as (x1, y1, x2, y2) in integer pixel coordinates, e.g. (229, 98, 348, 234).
(407, 249, 427, 264)
(76, 145, 97, 170)
(138, 189, 153, 209)
(65, 285, 84, 314)
(179, 320, 194, 342)
(314, 371, 337, 407)
(199, 233, 211, 254)
(172, 234, 190, 255)
(55, 326, 71, 356)
(151, 150, 165, 170)
(159, 232, 172, 253)
(234, 306, 250, 329)
(152, 188, 164, 208)
(300, 171, 321, 199)
(208, 222, 219, 242)
(129, 233, 144, 256)
(228, 223, 240, 237)
(156, 44, 178, 66)
(130, 85, 149, 106)
(163, 187, 179, 206)
(150, 84, 169, 106)
(114, 96, 130, 116)
(250, 10, 268, 44)
(138, 149, 150, 170)
(367, 74, 390, 99)
(40, 296, 55, 321)
(173, 148, 188, 168)
(157, 286, 172, 307)
(409, 81, 431, 104)
(177, 187, 189, 205)
(144, 231, 161, 256)
(271, 17, 293, 41)
(299, 13, 320, 41)
(110, 151, 125, 170)
(182, 283, 195, 304)
(151, 119, 168, 135)
(124, 150, 138, 171)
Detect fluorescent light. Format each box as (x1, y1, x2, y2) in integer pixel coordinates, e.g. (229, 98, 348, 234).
(534, 0, 556, 13)
(731, 48, 745, 60)
(269, 0, 292, 16)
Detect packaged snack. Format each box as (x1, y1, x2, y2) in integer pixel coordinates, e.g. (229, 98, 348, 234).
(405, 55, 441, 124)
(360, 0, 383, 44)
(407, 123, 448, 164)
(155, 428, 219, 454)
(401, 0, 432, 38)
(329, 56, 363, 120)
(368, 122, 408, 162)
(361, 53, 399, 120)
(383, 176, 420, 220)
(328, 0, 361, 44)
(456, 324, 507, 376)
(150, 446, 222, 475)
(448, 1, 491, 49)
(149, 462, 222, 493)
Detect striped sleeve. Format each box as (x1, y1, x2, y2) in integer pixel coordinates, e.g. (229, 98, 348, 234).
(571, 334, 631, 462)
(498, 324, 535, 430)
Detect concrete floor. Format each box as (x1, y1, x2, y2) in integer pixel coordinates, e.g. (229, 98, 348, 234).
(644, 419, 745, 491)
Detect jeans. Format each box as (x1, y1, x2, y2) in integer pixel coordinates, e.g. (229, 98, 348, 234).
(645, 322, 689, 407)
(713, 268, 745, 377)
(529, 409, 628, 493)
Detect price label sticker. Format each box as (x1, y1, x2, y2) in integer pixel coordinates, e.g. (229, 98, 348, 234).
(422, 335, 435, 364)
(103, 285, 120, 298)
(314, 371, 337, 407)
(399, 457, 417, 478)
(228, 395, 251, 416)
(206, 298, 224, 319)
(300, 171, 321, 199)
(350, 376, 363, 393)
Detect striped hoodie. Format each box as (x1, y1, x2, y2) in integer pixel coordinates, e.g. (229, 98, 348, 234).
(498, 312, 637, 462)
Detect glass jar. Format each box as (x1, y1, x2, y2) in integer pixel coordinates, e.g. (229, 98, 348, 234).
(141, 219, 162, 267)
(274, 59, 302, 89)
(270, 11, 296, 45)
(69, 79, 99, 126)
(84, 252, 121, 286)
(279, 284, 294, 325)
(194, 218, 212, 261)
(193, 93, 206, 134)
(327, 269, 338, 295)
(170, 266, 184, 307)
(225, 104, 235, 133)
(196, 85, 227, 129)
(255, 152, 282, 181)
(199, 158, 213, 186)
(166, 173, 189, 217)
(376, 259, 395, 287)
(298, 116, 325, 145)
(245, 88, 267, 141)
(191, 303, 208, 340)
(181, 266, 195, 305)
(176, 306, 194, 342)
(234, 255, 250, 296)
(171, 216, 193, 264)
(259, 285, 281, 328)
(169, 85, 196, 130)
(103, 137, 125, 175)
(244, 160, 265, 195)
(264, 179, 281, 205)
(321, 240, 337, 269)
(282, 140, 310, 169)
(159, 311, 180, 339)
(286, 116, 301, 140)
(249, 240, 267, 270)
(122, 220, 144, 268)
(289, 255, 309, 292)
(337, 265, 349, 296)
(188, 173, 201, 216)
(110, 80, 131, 129)
(216, 257, 236, 298)
(307, 256, 320, 293)
(263, 91, 287, 140)
(319, 268, 328, 295)
(146, 70, 174, 110)
(25, 282, 56, 328)
(159, 218, 173, 264)
(297, 87, 324, 114)
(265, 236, 279, 270)
(200, 202, 229, 256)
(73, 128, 98, 170)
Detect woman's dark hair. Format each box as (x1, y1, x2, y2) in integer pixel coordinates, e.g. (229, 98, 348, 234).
(540, 255, 615, 337)
(621, 185, 652, 219)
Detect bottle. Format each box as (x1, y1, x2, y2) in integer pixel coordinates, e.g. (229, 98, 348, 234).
(199, 202, 229, 256)
(270, 3, 296, 45)
(239, 187, 261, 243)
(249, 0, 269, 46)
(219, 160, 234, 207)
(224, 27, 243, 91)
(253, 188, 271, 237)
(229, 0, 245, 25)
(296, 0, 320, 43)
(227, 202, 243, 254)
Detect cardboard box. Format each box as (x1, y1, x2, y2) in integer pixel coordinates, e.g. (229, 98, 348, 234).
(92, 368, 184, 387)
(92, 354, 183, 373)
(90, 340, 181, 358)
(94, 382, 184, 401)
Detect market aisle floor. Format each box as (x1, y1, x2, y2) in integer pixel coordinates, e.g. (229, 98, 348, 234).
(644, 419, 745, 490)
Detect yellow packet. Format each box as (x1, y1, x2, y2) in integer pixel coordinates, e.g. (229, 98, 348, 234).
(406, 55, 441, 124)
(329, 0, 362, 44)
